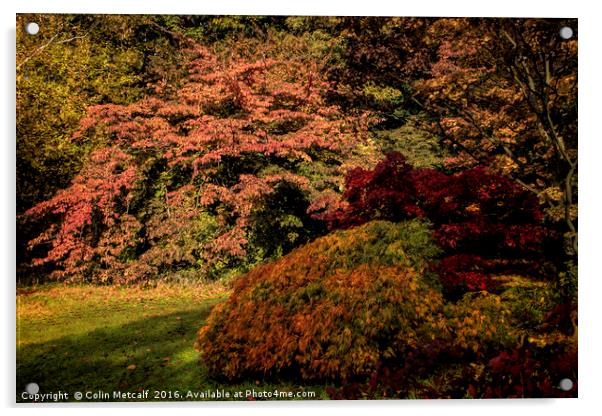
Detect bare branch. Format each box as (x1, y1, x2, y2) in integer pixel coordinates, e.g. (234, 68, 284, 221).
(17, 32, 88, 72)
(17, 33, 60, 71)
(56, 34, 88, 44)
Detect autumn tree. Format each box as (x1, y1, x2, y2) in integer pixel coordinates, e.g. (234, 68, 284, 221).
(22, 40, 372, 283)
(413, 18, 577, 258)
(16, 14, 192, 282)
(307, 17, 433, 128)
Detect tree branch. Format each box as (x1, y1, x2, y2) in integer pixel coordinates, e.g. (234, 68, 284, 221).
(17, 33, 60, 71)
(17, 32, 88, 71)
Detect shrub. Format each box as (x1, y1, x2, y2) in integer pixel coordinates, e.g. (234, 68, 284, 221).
(447, 292, 519, 354)
(464, 282, 577, 398)
(327, 152, 422, 228)
(196, 220, 448, 381)
(326, 291, 521, 399)
(327, 152, 547, 296)
(327, 284, 576, 399)
(479, 341, 577, 398)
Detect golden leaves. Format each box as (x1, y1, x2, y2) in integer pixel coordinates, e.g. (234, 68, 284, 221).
(464, 203, 481, 214)
(542, 186, 564, 202)
(494, 155, 520, 176)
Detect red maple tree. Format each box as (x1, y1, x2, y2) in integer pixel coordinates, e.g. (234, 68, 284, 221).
(327, 151, 547, 296)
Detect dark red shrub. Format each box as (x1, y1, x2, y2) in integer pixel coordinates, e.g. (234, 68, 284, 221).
(328, 152, 422, 228)
(481, 342, 577, 398)
(327, 152, 546, 295)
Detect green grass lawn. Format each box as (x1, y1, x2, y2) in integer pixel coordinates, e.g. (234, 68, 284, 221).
(16, 283, 328, 402)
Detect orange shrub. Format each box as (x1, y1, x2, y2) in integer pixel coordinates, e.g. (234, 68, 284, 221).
(196, 220, 450, 381)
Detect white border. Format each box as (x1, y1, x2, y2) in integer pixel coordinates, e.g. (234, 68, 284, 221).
(3, 1, 600, 416)
(7, 0, 582, 17)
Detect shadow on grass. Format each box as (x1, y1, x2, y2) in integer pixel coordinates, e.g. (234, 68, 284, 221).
(17, 300, 220, 402)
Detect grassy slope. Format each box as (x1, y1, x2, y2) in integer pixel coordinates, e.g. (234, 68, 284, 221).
(16, 283, 327, 402)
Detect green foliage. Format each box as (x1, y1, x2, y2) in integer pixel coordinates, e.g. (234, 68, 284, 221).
(447, 292, 519, 353)
(495, 277, 551, 330)
(283, 16, 342, 35)
(248, 182, 327, 260)
(372, 123, 452, 168)
(361, 82, 411, 126)
(318, 220, 441, 275)
(550, 261, 578, 304)
(180, 16, 287, 43)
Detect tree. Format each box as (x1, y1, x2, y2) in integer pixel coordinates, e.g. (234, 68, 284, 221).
(22, 40, 372, 283)
(413, 18, 577, 258)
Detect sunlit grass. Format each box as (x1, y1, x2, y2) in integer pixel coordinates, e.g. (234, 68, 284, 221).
(16, 283, 328, 402)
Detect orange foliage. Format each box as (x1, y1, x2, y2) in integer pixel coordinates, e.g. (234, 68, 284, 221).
(196, 221, 449, 381)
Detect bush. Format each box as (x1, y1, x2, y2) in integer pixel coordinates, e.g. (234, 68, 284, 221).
(196, 220, 447, 381)
(196, 217, 576, 397)
(327, 283, 576, 399)
(327, 152, 547, 297)
(326, 291, 520, 399)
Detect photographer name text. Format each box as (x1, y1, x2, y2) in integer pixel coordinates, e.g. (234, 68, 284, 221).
(21, 388, 316, 402)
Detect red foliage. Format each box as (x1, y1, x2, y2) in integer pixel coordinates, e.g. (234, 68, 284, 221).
(432, 255, 489, 292)
(25, 149, 140, 281)
(327, 341, 577, 399)
(482, 343, 577, 398)
(330, 152, 423, 227)
(328, 152, 546, 295)
(23, 43, 371, 283)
